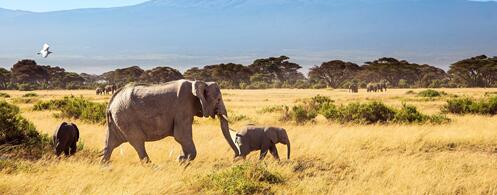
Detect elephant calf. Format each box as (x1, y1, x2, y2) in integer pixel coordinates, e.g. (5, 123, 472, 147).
(53, 122, 80, 156)
(235, 126, 290, 160)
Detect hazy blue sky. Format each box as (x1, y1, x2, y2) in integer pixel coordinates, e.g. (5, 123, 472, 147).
(0, 0, 148, 12)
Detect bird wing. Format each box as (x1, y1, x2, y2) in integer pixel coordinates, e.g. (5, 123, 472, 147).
(42, 43, 50, 51)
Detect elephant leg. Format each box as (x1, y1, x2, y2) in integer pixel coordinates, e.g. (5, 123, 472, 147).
(64, 145, 70, 156)
(129, 140, 150, 163)
(238, 144, 250, 159)
(173, 118, 197, 162)
(174, 137, 197, 162)
(70, 141, 77, 155)
(55, 141, 63, 156)
(259, 148, 269, 160)
(269, 144, 280, 160)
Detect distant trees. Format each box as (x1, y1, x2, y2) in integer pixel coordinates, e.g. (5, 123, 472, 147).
(1, 55, 496, 90)
(308, 60, 360, 88)
(0, 68, 11, 89)
(184, 63, 252, 88)
(140, 67, 184, 84)
(448, 55, 497, 87)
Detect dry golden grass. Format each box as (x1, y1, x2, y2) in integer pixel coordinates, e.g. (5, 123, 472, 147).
(2, 88, 497, 194)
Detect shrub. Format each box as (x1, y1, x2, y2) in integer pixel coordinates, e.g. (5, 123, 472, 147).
(0, 101, 49, 159)
(443, 96, 497, 115)
(22, 92, 38, 97)
(33, 96, 107, 124)
(197, 163, 284, 194)
(282, 95, 449, 124)
(0, 92, 10, 98)
(288, 105, 317, 124)
(416, 89, 447, 98)
(338, 101, 396, 124)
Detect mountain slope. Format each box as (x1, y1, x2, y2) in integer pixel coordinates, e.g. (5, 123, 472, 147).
(0, 0, 496, 73)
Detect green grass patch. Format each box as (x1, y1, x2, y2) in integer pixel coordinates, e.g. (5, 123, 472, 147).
(0, 92, 10, 98)
(416, 89, 447, 98)
(22, 92, 38, 97)
(196, 163, 284, 194)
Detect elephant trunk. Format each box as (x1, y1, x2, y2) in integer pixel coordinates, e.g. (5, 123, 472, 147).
(220, 116, 239, 157)
(286, 141, 291, 160)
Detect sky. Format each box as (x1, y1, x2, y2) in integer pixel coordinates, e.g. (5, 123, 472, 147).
(0, 0, 148, 12)
(1, 0, 496, 12)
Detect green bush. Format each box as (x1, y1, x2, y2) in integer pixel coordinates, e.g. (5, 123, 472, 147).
(0, 101, 49, 159)
(416, 89, 447, 98)
(282, 95, 449, 124)
(198, 163, 284, 194)
(33, 96, 107, 124)
(0, 92, 10, 98)
(337, 101, 396, 124)
(22, 92, 38, 97)
(289, 105, 317, 124)
(443, 96, 497, 115)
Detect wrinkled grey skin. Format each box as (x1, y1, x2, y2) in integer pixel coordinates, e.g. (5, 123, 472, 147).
(53, 122, 79, 156)
(101, 80, 239, 163)
(96, 87, 104, 95)
(235, 126, 290, 160)
(104, 84, 116, 94)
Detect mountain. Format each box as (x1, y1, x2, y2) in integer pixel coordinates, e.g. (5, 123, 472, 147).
(0, 0, 496, 74)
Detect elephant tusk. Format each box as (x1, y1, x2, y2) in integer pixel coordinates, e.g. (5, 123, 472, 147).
(221, 114, 229, 121)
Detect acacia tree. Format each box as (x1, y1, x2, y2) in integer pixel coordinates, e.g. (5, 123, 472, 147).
(248, 56, 304, 84)
(10, 60, 49, 84)
(308, 60, 360, 88)
(448, 55, 497, 87)
(184, 63, 252, 88)
(139, 66, 184, 84)
(0, 68, 11, 89)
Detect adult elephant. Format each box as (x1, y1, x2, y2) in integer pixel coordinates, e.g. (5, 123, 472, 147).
(105, 84, 116, 94)
(101, 80, 239, 163)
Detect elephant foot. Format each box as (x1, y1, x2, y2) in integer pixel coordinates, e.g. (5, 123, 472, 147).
(140, 157, 151, 164)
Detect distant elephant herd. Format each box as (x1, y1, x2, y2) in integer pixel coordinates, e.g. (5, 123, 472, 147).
(52, 80, 290, 163)
(348, 82, 388, 93)
(95, 84, 117, 95)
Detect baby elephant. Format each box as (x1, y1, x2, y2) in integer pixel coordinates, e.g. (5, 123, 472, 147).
(53, 122, 80, 156)
(235, 126, 290, 160)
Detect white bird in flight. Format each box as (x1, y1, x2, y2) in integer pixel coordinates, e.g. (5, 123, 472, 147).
(37, 43, 52, 58)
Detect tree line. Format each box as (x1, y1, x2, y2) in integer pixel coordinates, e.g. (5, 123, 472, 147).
(0, 55, 496, 90)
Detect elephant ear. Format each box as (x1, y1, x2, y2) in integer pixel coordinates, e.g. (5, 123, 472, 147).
(192, 81, 210, 117)
(265, 127, 278, 144)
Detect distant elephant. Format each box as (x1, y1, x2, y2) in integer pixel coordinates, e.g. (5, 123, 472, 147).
(367, 83, 378, 92)
(102, 80, 238, 163)
(235, 126, 290, 160)
(349, 83, 358, 93)
(53, 122, 79, 156)
(104, 84, 116, 94)
(378, 82, 387, 92)
(96, 87, 104, 95)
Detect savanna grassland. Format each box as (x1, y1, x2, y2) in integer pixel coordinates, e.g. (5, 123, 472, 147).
(2, 88, 497, 194)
